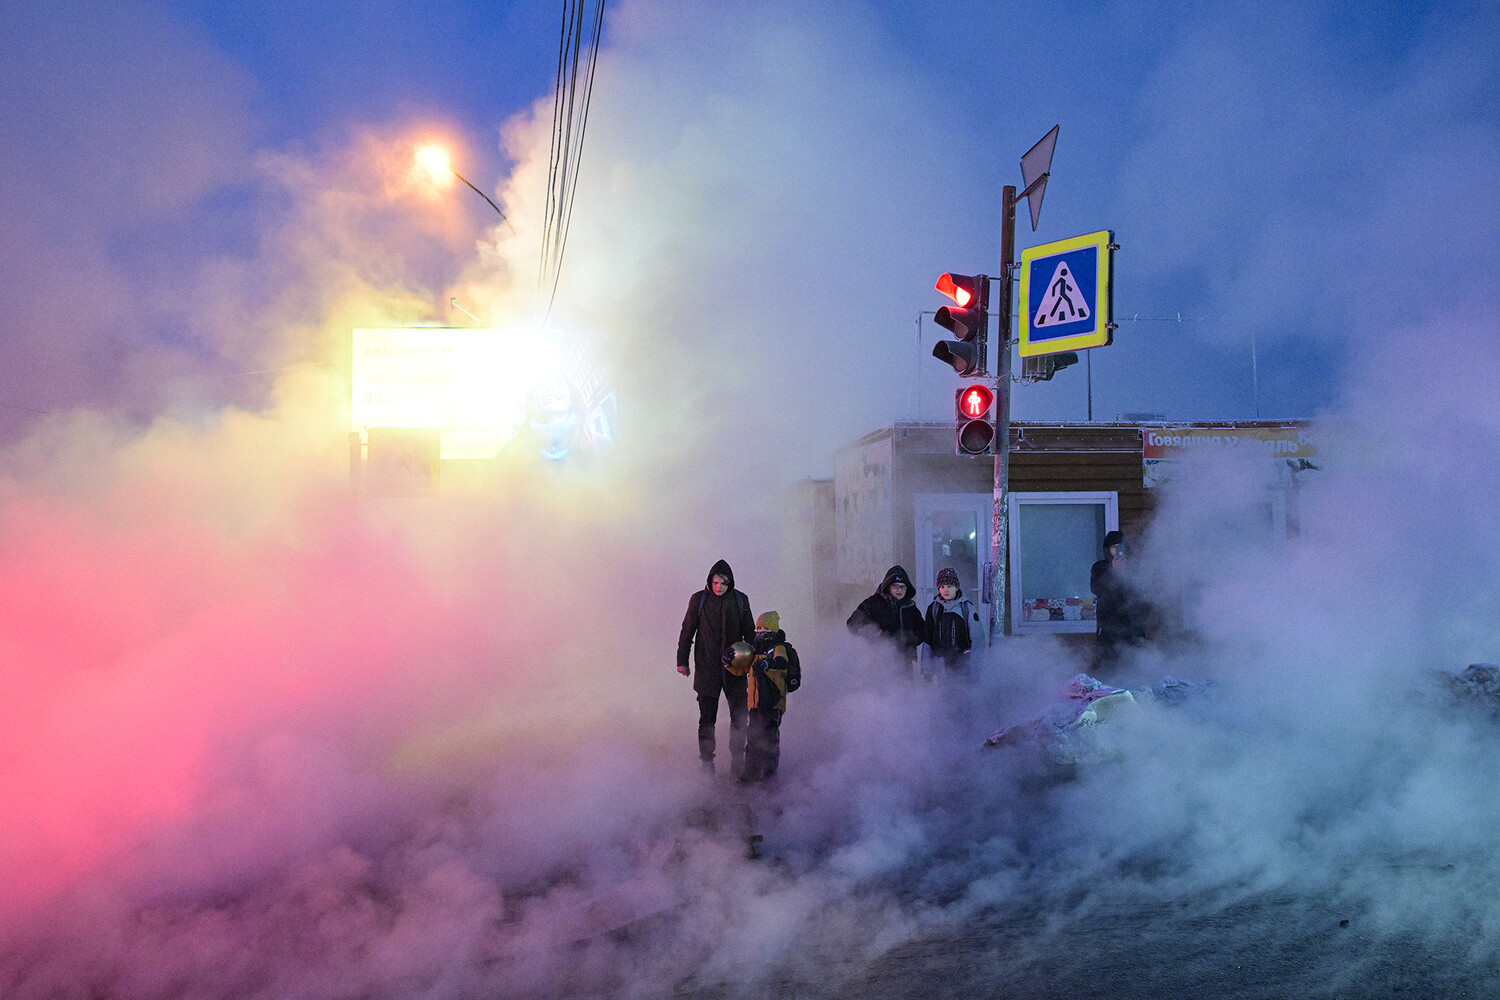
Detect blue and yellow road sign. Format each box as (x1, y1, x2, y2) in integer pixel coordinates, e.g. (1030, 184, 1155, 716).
(1018, 230, 1114, 358)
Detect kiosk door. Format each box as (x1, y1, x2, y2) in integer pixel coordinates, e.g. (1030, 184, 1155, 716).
(913, 493, 992, 621)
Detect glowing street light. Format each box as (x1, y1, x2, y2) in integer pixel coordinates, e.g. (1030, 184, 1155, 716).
(413, 143, 513, 232)
(414, 145, 456, 188)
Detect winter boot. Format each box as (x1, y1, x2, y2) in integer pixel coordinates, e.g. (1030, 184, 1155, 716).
(728, 711, 747, 778)
(697, 723, 716, 769)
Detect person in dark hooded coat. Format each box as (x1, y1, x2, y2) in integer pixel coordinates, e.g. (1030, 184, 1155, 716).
(676, 559, 755, 773)
(846, 565, 925, 671)
(1090, 530, 1152, 673)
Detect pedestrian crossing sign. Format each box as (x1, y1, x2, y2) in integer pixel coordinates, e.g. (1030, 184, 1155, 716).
(1018, 230, 1114, 357)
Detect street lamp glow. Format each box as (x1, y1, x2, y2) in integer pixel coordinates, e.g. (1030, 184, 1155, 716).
(412, 142, 512, 230)
(414, 145, 456, 189)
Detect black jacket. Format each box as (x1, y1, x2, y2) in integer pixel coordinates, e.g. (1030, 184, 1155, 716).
(924, 592, 982, 659)
(846, 565, 925, 652)
(1090, 558, 1151, 644)
(677, 559, 755, 695)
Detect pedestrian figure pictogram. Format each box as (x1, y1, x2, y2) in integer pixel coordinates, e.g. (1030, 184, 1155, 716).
(1033, 261, 1090, 327)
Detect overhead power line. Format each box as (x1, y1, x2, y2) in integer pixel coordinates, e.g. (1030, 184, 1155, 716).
(540, 0, 606, 323)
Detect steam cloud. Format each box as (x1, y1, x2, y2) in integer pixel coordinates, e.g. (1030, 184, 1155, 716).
(2, 1, 1499, 997)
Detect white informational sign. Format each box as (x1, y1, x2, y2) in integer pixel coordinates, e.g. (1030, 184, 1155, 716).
(351, 327, 616, 462)
(1142, 425, 1318, 488)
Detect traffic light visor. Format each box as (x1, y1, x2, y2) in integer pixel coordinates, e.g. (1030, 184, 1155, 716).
(934, 305, 980, 342)
(936, 273, 978, 308)
(933, 341, 981, 376)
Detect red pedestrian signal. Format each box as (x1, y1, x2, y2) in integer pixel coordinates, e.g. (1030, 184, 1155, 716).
(954, 383, 996, 455)
(958, 383, 994, 419)
(932, 273, 990, 376)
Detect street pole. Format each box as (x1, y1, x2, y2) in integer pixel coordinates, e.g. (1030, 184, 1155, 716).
(1086, 350, 1093, 421)
(1251, 329, 1261, 419)
(989, 185, 1017, 644)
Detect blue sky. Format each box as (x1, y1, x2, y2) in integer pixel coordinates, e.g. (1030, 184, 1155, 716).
(1, 0, 1496, 474)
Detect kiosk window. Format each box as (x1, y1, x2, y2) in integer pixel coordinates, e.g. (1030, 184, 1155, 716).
(1009, 492, 1118, 634)
(927, 510, 980, 595)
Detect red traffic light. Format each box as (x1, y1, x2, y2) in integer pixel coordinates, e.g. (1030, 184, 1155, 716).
(954, 383, 996, 455)
(936, 273, 978, 307)
(958, 384, 994, 419)
(932, 272, 990, 376)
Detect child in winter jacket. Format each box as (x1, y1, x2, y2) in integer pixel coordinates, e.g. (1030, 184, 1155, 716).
(740, 611, 800, 783)
(923, 567, 984, 679)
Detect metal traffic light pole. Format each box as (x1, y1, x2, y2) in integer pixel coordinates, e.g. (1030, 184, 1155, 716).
(987, 125, 1057, 644)
(989, 184, 1017, 644)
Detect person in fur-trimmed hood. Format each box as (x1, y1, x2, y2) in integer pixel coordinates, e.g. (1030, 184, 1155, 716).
(923, 566, 984, 680)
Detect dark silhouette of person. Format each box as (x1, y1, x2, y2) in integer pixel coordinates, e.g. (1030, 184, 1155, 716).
(1089, 531, 1151, 673)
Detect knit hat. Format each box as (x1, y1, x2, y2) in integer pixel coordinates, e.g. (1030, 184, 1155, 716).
(1103, 530, 1126, 553)
(755, 610, 780, 632)
(936, 567, 960, 588)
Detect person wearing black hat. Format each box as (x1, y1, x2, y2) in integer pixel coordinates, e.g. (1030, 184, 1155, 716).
(1090, 531, 1151, 672)
(846, 565, 925, 673)
(922, 566, 983, 679)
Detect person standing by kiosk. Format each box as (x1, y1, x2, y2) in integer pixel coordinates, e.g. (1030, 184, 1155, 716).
(846, 565, 925, 674)
(923, 567, 983, 679)
(1090, 530, 1151, 673)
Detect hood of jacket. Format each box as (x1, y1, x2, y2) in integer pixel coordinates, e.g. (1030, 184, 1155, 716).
(705, 558, 735, 592)
(875, 565, 915, 602)
(934, 593, 969, 613)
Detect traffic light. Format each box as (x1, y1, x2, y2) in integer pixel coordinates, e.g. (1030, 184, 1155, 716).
(1020, 352, 1080, 381)
(955, 382, 996, 455)
(932, 273, 990, 376)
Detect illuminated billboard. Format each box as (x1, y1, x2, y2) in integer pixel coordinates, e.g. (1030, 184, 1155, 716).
(352, 327, 615, 461)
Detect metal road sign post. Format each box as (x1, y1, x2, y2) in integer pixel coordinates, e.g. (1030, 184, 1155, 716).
(990, 187, 1017, 644)
(987, 127, 1060, 646)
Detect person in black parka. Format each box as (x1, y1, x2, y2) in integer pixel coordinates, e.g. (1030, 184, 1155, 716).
(923, 566, 984, 680)
(1090, 530, 1152, 673)
(846, 565, 925, 673)
(676, 559, 755, 773)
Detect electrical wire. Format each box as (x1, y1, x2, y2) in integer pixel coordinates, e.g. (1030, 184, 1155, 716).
(541, 1, 592, 296)
(539, 0, 606, 324)
(548, 0, 603, 314)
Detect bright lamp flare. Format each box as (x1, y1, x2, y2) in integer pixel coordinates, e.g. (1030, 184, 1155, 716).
(414, 144, 455, 187)
(935, 273, 974, 307)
